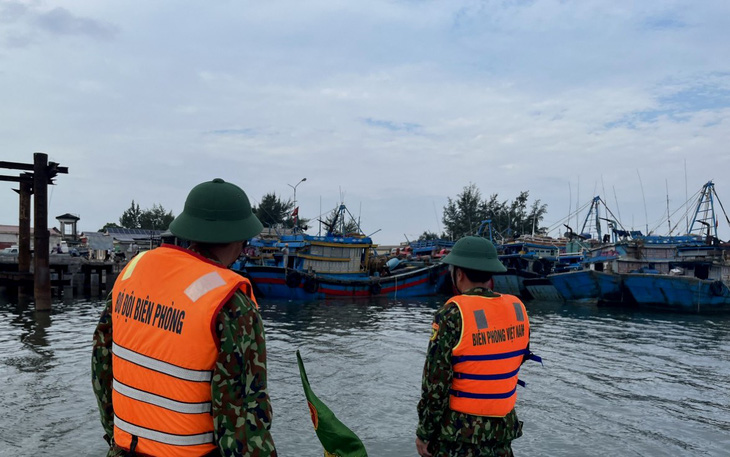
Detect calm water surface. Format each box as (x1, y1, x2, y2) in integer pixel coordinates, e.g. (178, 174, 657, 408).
(0, 295, 729, 456)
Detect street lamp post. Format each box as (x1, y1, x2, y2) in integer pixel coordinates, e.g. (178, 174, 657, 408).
(287, 178, 307, 229)
(288, 177, 307, 206)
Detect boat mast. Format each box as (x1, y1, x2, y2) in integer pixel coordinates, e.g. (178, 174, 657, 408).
(580, 196, 602, 241)
(688, 181, 718, 241)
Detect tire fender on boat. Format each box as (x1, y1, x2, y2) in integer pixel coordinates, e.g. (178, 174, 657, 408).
(710, 280, 724, 296)
(370, 282, 382, 295)
(429, 267, 439, 284)
(303, 276, 319, 294)
(285, 270, 303, 288)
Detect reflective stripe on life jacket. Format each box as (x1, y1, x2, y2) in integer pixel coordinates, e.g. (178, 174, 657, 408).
(449, 293, 530, 417)
(111, 245, 257, 457)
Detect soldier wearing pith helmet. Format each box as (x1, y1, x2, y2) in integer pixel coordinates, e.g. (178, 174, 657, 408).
(416, 236, 539, 457)
(92, 178, 278, 456)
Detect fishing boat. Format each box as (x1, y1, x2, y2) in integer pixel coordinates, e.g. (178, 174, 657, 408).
(232, 204, 450, 300)
(546, 193, 699, 305)
(549, 235, 705, 304)
(621, 181, 730, 312)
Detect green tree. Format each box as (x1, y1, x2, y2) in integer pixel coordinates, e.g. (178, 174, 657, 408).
(119, 200, 142, 229)
(418, 231, 440, 241)
(253, 193, 294, 227)
(442, 183, 488, 239)
(118, 201, 175, 230)
(139, 204, 175, 230)
(99, 222, 121, 232)
(443, 186, 549, 241)
(527, 199, 549, 235)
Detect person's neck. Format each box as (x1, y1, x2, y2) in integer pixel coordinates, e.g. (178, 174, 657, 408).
(189, 243, 223, 264)
(456, 278, 491, 294)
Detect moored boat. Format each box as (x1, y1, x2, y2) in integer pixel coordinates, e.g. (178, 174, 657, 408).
(233, 204, 450, 300)
(622, 274, 729, 312)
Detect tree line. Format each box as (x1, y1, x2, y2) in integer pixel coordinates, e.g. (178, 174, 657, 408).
(100, 200, 175, 232)
(102, 186, 547, 242)
(420, 184, 548, 242)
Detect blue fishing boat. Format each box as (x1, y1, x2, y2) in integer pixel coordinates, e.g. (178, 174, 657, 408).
(622, 273, 729, 312)
(233, 205, 450, 300)
(593, 181, 729, 312)
(621, 182, 730, 312)
(549, 269, 623, 304)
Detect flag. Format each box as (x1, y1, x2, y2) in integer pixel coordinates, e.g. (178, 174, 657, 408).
(292, 206, 299, 225)
(296, 350, 367, 457)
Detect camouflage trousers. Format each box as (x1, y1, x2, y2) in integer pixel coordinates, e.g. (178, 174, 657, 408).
(431, 440, 515, 457)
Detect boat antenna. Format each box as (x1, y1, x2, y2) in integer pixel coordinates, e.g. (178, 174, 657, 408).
(433, 200, 442, 235)
(601, 176, 608, 237)
(637, 169, 649, 234)
(612, 185, 622, 228)
(712, 184, 730, 236)
(568, 181, 573, 232)
(666, 179, 671, 235)
(576, 176, 580, 232)
(684, 159, 689, 234)
(318, 196, 322, 236)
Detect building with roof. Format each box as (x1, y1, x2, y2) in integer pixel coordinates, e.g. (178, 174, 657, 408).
(105, 227, 164, 254)
(0, 224, 64, 250)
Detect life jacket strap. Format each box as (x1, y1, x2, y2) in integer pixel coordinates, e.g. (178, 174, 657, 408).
(453, 367, 520, 381)
(449, 386, 517, 400)
(452, 349, 529, 365)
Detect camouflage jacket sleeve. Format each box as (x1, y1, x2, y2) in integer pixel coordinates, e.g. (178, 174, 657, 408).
(91, 295, 115, 443)
(416, 302, 461, 442)
(212, 290, 277, 456)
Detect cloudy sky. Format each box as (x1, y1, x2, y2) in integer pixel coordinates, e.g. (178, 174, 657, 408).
(2, 0, 729, 244)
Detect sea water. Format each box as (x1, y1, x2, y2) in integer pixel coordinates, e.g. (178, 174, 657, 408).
(0, 297, 728, 456)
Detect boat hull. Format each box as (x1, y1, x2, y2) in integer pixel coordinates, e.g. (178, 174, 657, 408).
(237, 263, 450, 300)
(492, 270, 540, 298)
(523, 277, 563, 302)
(622, 274, 730, 312)
(548, 270, 623, 303)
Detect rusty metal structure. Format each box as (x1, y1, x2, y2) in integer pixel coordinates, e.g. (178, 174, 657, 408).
(1, 153, 68, 310)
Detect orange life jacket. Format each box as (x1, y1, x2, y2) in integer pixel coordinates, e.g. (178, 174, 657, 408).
(111, 245, 257, 457)
(448, 293, 530, 417)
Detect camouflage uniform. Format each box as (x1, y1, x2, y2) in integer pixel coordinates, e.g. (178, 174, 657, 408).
(92, 248, 277, 457)
(417, 288, 525, 457)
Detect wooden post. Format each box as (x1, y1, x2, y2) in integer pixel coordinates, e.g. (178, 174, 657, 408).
(18, 175, 32, 298)
(33, 152, 51, 311)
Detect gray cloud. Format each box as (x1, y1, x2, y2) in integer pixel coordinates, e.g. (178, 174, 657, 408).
(0, 2, 117, 48)
(34, 7, 117, 40)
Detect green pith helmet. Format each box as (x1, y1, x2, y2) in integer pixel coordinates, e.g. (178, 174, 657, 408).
(169, 178, 263, 243)
(442, 236, 507, 273)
